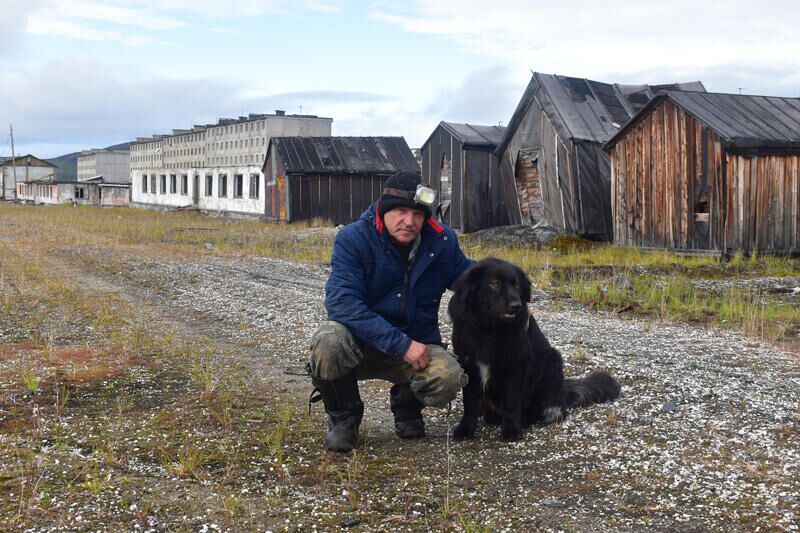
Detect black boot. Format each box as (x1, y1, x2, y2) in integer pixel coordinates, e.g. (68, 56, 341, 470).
(311, 371, 363, 452)
(390, 384, 425, 439)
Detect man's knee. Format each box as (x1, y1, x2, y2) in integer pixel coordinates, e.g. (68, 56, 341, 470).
(309, 321, 361, 380)
(411, 348, 468, 408)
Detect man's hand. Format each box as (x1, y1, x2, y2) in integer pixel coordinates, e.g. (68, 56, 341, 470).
(402, 341, 430, 371)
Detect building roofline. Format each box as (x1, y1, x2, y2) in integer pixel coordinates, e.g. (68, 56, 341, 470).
(604, 90, 800, 151)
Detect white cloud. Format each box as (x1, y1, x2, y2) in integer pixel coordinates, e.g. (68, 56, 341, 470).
(0, 0, 45, 51)
(328, 65, 522, 147)
(0, 60, 404, 157)
(19, 0, 343, 46)
(45, 1, 184, 30)
(371, 0, 800, 91)
(124, 0, 342, 17)
(425, 65, 518, 127)
(28, 17, 124, 42)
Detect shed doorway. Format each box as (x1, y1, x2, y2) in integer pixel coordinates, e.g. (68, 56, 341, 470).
(514, 150, 543, 225)
(439, 153, 452, 225)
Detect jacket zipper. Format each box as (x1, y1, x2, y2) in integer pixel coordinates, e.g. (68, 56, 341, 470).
(400, 260, 411, 311)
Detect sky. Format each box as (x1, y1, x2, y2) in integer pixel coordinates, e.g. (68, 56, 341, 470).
(1, 0, 800, 159)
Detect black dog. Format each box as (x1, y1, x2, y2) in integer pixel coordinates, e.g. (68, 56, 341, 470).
(448, 257, 620, 441)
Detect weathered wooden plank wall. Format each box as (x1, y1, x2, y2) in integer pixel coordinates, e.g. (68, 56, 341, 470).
(270, 173, 387, 224)
(612, 99, 800, 253)
(451, 139, 463, 229)
(612, 100, 725, 250)
(420, 127, 457, 229)
(422, 126, 510, 233)
(727, 154, 799, 252)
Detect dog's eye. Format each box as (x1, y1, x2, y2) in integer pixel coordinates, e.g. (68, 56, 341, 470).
(488, 280, 501, 291)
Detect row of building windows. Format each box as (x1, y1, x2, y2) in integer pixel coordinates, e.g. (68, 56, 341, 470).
(136, 120, 268, 149)
(133, 139, 266, 160)
(135, 156, 264, 170)
(18, 184, 54, 198)
(132, 155, 161, 162)
(210, 120, 266, 136)
(131, 143, 161, 152)
(141, 173, 260, 199)
(132, 120, 268, 153)
(208, 138, 266, 151)
(166, 133, 204, 144)
(18, 184, 86, 199)
(132, 145, 265, 165)
(166, 147, 205, 157)
(209, 154, 264, 165)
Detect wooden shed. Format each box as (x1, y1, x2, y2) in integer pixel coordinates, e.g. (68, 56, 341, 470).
(420, 121, 509, 233)
(494, 73, 705, 239)
(606, 91, 800, 254)
(263, 136, 419, 224)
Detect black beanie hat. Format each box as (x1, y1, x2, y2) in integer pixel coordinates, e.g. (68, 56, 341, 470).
(378, 171, 433, 219)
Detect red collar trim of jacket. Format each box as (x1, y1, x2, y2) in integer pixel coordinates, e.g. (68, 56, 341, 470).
(375, 203, 385, 233)
(426, 217, 445, 234)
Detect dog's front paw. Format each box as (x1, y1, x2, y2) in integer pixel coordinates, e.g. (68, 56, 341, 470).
(484, 410, 502, 426)
(501, 426, 523, 441)
(453, 423, 476, 440)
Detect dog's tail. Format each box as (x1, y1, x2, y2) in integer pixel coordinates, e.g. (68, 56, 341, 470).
(564, 371, 621, 409)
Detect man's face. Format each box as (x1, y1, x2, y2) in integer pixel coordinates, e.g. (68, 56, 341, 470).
(383, 207, 426, 245)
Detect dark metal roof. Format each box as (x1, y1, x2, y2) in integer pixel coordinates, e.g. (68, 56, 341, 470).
(605, 91, 800, 151)
(496, 72, 705, 155)
(439, 122, 506, 147)
(82, 176, 130, 185)
(0, 154, 58, 167)
(267, 136, 419, 174)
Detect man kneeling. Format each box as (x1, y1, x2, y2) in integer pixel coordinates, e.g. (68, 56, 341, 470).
(308, 171, 472, 452)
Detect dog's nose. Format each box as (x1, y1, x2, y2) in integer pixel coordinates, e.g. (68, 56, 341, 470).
(508, 302, 521, 314)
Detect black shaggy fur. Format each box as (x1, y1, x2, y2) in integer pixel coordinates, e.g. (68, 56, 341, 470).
(448, 257, 621, 441)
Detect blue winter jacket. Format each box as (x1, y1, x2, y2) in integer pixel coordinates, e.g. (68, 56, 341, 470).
(325, 203, 473, 360)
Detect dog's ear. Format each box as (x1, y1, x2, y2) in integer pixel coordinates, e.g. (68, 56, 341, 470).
(515, 265, 532, 304)
(448, 264, 481, 322)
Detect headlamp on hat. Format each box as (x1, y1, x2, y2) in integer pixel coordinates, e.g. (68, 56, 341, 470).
(382, 184, 437, 207)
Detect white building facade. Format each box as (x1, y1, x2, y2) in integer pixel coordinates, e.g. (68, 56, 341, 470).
(131, 112, 332, 216)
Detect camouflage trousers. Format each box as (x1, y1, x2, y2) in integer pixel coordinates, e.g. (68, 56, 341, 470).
(308, 321, 468, 409)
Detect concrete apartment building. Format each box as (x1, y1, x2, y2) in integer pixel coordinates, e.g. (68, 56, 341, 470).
(77, 149, 131, 183)
(131, 111, 332, 216)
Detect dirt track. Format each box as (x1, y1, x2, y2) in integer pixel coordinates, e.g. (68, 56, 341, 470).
(2, 230, 799, 531)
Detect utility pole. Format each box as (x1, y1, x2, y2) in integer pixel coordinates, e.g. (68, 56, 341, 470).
(9, 125, 17, 200)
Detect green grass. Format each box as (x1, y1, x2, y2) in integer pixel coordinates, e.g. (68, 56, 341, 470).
(461, 237, 798, 347)
(2, 202, 798, 349)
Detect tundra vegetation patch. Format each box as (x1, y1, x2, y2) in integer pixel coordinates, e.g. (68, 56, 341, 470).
(0, 204, 798, 531)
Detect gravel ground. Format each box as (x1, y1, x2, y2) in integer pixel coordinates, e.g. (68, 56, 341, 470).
(90, 249, 800, 531)
(4, 237, 798, 532)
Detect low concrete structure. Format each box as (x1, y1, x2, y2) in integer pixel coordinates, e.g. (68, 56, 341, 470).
(16, 176, 130, 207)
(82, 177, 131, 206)
(16, 179, 96, 205)
(1, 155, 57, 200)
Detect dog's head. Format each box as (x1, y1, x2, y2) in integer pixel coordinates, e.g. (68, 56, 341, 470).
(449, 257, 532, 327)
